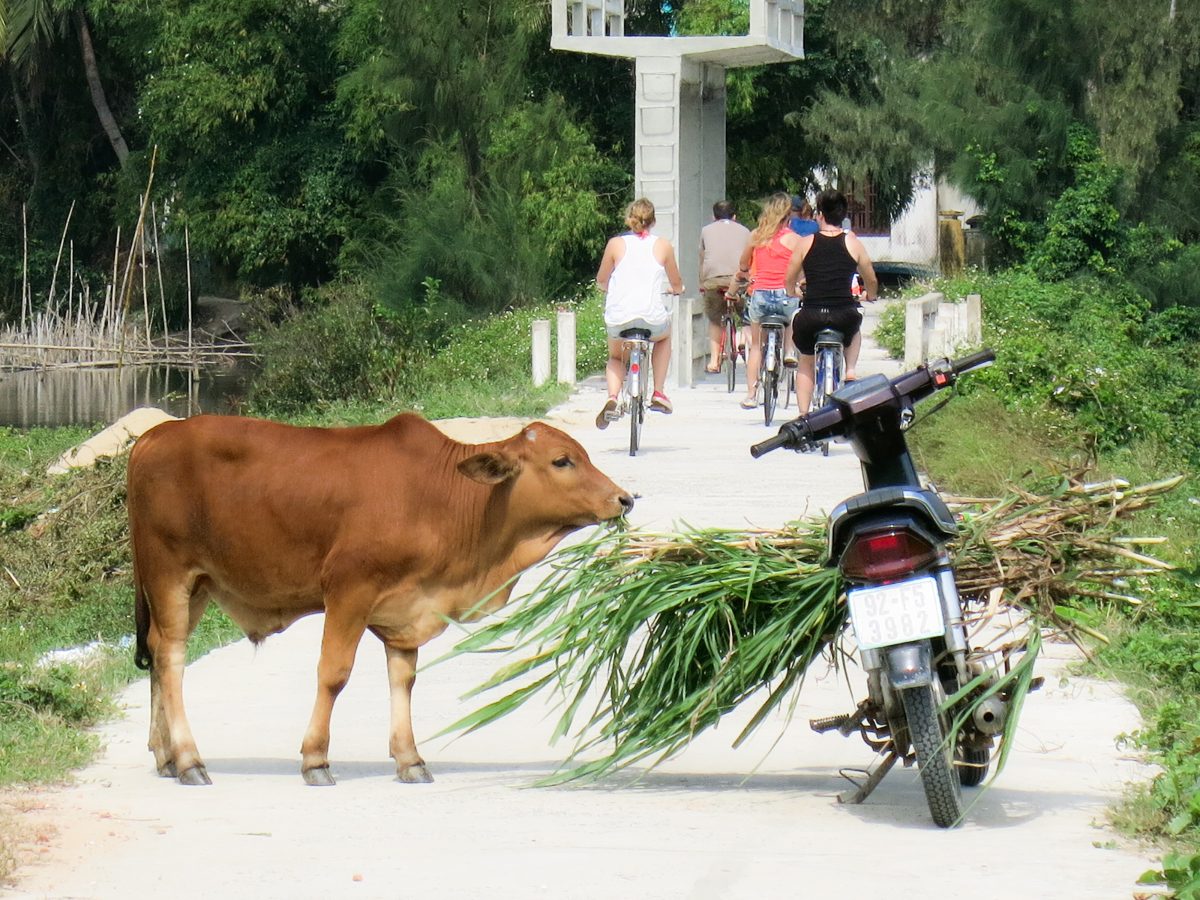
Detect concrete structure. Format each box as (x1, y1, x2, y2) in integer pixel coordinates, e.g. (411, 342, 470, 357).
(552, 0, 804, 386)
(904, 291, 983, 367)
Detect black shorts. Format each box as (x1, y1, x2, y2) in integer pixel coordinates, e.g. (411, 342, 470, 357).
(792, 304, 863, 355)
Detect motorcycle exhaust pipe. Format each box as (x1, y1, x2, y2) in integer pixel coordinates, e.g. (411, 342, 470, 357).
(972, 696, 1007, 735)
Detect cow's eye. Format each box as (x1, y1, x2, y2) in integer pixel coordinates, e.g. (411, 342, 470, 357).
(552, 456, 573, 469)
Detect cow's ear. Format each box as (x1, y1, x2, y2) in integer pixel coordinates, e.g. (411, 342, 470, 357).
(458, 451, 522, 484)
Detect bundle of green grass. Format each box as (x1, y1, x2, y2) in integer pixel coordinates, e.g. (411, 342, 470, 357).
(441, 474, 1181, 784)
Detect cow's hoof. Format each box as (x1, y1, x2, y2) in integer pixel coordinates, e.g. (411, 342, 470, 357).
(396, 763, 433, 784)
(178, 765, 212, 786)
(303, 766, 337, 787)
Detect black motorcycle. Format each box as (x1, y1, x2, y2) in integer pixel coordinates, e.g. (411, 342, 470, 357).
(752, 349, 1008, 827)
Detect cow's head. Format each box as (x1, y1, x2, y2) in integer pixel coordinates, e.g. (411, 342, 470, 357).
(458, 422, 632, 539)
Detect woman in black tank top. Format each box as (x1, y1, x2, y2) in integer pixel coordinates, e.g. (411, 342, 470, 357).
(783, 189, 881, 413)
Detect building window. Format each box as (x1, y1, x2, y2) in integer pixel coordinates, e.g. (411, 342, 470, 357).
(843, 176, 890, 236)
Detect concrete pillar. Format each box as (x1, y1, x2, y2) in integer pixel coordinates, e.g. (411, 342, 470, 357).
(635, 58, 726, 388)
(532, 319, 551, 386)
(556, 310, 576, 384)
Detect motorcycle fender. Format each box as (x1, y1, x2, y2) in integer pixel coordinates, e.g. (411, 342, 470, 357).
(884, 642, 933, 689)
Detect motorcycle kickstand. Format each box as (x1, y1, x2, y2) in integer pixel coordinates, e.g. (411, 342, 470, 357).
(837, 750, 900, 805)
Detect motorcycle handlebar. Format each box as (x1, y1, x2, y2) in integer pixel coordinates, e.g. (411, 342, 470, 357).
(750, 419, 814, 457)
(951, 348, 996, 376)
(750, 347, 997, 458)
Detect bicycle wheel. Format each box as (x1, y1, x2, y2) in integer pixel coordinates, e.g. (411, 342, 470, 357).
(630, 343, 650, 456)
(724, 316, 738, 393)
(762, 330, 779, 427)
(812, 350, 827, 411)
(628, 396, 642, 456)
(783, 366, 794, 409)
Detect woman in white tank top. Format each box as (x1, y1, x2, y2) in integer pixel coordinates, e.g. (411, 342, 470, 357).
(594, 198, 685, 428)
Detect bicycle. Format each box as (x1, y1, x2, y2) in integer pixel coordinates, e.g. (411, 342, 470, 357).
(720, 279, 752, 394)
(614, 327, 651, 456)
(757, 314, 789, 427)
(809, 327, 846, 456)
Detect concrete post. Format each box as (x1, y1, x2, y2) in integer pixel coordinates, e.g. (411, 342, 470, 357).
(556, 310, 576, 384)
(965, 293, 982, 344)
(532, 319, 551, 387)
(904, 296, 926, 368)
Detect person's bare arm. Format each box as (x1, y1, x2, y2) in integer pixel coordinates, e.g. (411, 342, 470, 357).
(784, 234, 814, 295)
(596, 238, 620, 291)
(737, 243, 754, 278)
(660, 240, 685, 294)
(846, 233, 879, 300)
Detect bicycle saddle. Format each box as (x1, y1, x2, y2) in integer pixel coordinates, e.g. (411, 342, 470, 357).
(619, 327, 652, 340)
(815, 328, 845, 345)
(759, 315, 789, 327)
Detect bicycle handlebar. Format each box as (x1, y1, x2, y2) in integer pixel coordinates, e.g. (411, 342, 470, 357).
(750, 348, 996, 457)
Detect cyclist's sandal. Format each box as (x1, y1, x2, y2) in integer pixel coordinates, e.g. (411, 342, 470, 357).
(740, 396, 758, 410)
(650, 391, 673, 414)
(704, 364, 722, 374)
(595, 396, 619, 429)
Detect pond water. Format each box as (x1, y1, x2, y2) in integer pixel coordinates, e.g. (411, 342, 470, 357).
(0, 362, 254, 428)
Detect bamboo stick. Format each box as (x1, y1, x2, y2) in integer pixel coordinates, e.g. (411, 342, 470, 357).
(46, 200, 76, 308)
(152, 202, 169, 348)
(20, 203, 28, 331)
(185, 223, 193, 364)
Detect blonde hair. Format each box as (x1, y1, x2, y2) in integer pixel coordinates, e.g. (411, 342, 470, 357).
(749, 192, 793, 246)
(624, 198, 656, 233)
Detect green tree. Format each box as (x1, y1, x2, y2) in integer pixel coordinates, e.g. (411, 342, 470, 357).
(801, 0, 1200, 257)
(136, 0, 362, 287)
(338, 0, 626, 313)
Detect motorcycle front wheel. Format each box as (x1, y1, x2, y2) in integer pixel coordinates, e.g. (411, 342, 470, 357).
(900, 683, 964, 828)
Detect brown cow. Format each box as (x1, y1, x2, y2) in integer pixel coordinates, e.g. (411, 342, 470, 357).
(127, 413, 632, 786)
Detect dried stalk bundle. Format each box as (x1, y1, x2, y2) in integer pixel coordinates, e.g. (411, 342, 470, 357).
(442, 473, 1181, 783)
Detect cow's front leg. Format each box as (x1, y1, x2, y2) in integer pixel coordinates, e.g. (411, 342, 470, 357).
(300, 603, 368, 786)
(382, 644, 432, 783)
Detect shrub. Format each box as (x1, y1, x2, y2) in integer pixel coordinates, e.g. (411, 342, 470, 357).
(248, 280, 409, 414)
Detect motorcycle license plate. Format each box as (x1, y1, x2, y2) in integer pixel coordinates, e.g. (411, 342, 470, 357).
(847, 576, 944, 650)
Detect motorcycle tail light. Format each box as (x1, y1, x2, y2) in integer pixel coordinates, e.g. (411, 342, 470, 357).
(840, 527, 939, 582)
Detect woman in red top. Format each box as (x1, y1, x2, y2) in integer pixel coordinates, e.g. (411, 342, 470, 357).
(736, 193, 804, 410)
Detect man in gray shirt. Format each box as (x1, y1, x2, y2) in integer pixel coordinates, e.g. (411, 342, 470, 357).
(699, 200, 751, 374)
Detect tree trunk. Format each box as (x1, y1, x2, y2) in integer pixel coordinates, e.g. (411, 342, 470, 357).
(7, 64, 41, 193)
(73, 8, 129, 165)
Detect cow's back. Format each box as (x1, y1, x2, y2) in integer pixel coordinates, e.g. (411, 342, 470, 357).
(127, 414, 462, 603)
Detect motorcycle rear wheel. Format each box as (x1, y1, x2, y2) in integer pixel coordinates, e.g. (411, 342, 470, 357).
(900, 683, 964, 827)
(958, 744, 990, 787)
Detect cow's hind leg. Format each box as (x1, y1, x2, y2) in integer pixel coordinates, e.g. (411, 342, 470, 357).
(380, 643, 432, 783)
(300, 603, 368, 786)
(146, 578, 212, 785)
(147, 665, 174, 777)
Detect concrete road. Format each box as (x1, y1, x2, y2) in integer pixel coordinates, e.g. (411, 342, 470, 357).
(2, 308, 1158, 899)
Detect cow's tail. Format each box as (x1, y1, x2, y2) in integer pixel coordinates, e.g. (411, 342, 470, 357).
(133, 557, 153, 672)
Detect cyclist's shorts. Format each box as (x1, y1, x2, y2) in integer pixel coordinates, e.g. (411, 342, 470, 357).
(702, 284, 741, 325)
(747, 288, 799, 324)
(606, 317, 670, 341)
(792, 304, 862, 356)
